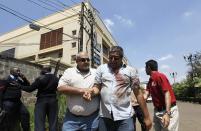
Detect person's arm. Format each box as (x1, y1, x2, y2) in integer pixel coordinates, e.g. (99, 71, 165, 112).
(83, 84, 101, 101)
(57, 85, 89, 95)
(143, 90, 150, 100)
(165, 91, 171, 113)
(92, 84, 101, 96)
(83, 66, 102, 101)
(0, 80, 7, 109)
(20, 76, 44, 92)
(20, 81, 38, 92)
(0, 85, 5, 109)
(57, 69, 87, 95)
(131, 68, 152, 129)
(156, 75, 172, 128)
(134, 88, 152, 130)
(18, 73, 30, 86)
(162, 90, 171, 128)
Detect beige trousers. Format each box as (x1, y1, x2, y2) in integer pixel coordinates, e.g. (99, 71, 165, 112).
(153, 105, 179, 131)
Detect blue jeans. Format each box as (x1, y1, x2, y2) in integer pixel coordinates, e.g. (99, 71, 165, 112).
(98, 117, 134, 131)
(62, 110, 99, 131)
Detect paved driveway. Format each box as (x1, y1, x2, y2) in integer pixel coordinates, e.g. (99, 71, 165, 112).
(136, 101, 201, 131)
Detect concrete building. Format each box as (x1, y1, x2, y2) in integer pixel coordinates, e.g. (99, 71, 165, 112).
(0, 2, 128, 73)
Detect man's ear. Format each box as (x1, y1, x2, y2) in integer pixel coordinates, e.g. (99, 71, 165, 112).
(75, 59, 79, 63)
(147, 66, 151, 71)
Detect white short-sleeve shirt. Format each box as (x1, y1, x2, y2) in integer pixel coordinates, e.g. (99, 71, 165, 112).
(58, 67, 99, 116)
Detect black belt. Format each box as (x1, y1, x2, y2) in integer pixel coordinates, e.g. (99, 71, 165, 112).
(155, 102, 176, 112)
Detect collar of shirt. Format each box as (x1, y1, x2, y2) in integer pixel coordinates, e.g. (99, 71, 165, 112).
(107, 64, 127, 73)
(9, 74, 15, 79)
(44, 72, 52, 75)
(150, 71, 159, 79)
(76, 68, 92, 78)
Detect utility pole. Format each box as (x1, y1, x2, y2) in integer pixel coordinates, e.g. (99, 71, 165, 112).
(88, 9, 95, 68)
(90, 22, 94, 67)
(170, 72, 177, 84)
(78, 2, 95, 67)
(78, 2, 85, 52)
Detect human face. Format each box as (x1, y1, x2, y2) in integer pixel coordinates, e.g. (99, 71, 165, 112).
(108, 52, 123, 69)
(76, 54, 90, 72)
(145, 65, 151, 75)
(12, 68, 20, 77)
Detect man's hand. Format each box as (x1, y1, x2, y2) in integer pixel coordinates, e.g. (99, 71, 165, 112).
(134, 88, 152, 130)
(83, 88, 93, 101)
(9, 81, 21, 89)
(162, 113, 170, 128)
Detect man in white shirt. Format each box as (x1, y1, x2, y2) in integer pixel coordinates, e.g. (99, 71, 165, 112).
(57, 52, 99, 131)
(84, 46, 152, 131)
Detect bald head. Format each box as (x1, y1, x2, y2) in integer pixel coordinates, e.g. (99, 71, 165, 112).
(76, 52, 90, 72)
(76, 52, 89, 60)
(10, 67, 20, 77)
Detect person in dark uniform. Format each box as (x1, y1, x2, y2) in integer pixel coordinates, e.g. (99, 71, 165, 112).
(0, 79, 7, 111)
(1, 67, 30, 131)
(0, 79, 7, 126)
(19, 66, 59, 131)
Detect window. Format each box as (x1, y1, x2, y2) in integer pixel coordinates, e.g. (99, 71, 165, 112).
(72, 42, 76, 48)
(72, 30, 76, 35)
(38, 49, 63, 59)
(0, 48, 15, 58)
(71, 55, 76, 64)
(58, 52, 63, 58)
(40, 28, 63, 50)
(102, 46, 109, 57)
(102, 39, 110, 57)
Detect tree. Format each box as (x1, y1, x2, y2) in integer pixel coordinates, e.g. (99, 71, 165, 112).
(174, 51, 201, 98)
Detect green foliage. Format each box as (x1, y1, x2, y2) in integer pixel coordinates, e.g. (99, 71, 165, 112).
(194, 77, 201, 87)
(57, 93, 67, 130)
(27, 104, 35, 131)
(173, 81, 188, 97)
(186, 52, 201, 78)
(173, 76, 201, 98)
(175, 51, 201, 98)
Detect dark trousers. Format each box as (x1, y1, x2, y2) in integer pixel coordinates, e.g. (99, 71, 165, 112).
(98, 117, 134, 131)
(1, 100, 30, 131)
(34, 96, 58, 131)
(133, 105, 146, 131)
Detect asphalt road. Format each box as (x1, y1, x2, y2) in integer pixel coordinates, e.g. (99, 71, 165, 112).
(136, 101, 201, 131)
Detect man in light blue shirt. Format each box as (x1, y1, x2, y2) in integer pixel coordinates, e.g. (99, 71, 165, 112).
(84, 46, 152, 131)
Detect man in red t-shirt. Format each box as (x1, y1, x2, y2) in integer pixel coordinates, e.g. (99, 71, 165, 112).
(144, 59, 179, 131)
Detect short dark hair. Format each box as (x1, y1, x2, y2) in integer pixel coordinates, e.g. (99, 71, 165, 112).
(109, 46, 124, 57)
(145, 59, 158, 71)
(41, 66, 52, 75)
